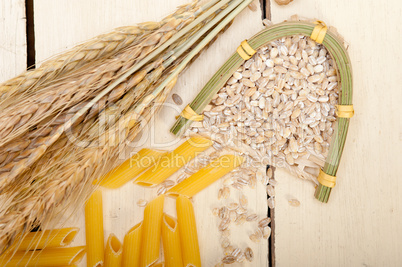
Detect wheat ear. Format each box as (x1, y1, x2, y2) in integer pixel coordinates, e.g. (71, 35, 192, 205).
(0, 0, 224, 187)
(0, 0, 200, 103)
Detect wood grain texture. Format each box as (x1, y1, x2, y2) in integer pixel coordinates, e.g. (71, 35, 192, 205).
(33, 0, 267, 266)
(0, 0, 26, 82)
(271, 1, 402, 266)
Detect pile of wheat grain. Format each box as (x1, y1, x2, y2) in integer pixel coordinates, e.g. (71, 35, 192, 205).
(188, 34, 339, 181)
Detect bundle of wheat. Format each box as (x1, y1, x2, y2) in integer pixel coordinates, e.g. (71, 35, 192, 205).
(0, 0, 255, 252)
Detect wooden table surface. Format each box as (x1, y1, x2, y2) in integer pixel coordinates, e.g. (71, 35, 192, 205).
(1, 0, 402, 266)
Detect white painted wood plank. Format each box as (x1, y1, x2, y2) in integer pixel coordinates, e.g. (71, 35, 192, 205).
(271, 1, 402, 266)
(0, 0, 27, 83)
(34, 0, 267, 266)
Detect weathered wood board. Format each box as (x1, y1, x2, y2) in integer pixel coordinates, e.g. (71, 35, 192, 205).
(271, 0, 402, 266)
(0, 0, 26, 82)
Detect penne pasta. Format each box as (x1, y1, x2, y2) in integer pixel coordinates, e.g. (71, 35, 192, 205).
(122, 222, 142, 267)
(5, 227, 79, 252)
(161, 214, 183, 267)
(176, 196, 201, 267)
(167, 154, 244, 198)
(151, 263, 165, 267)
(135, 136, 212, 187)
(104, 234, 123, 267)
(97, 148, 167, 189)
(85, 190, 104, 267)
(140, 195, 165, 267)
(0, 246, 86, 267)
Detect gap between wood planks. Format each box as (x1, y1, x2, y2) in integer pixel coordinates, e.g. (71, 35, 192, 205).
(259, 1, 274, 266)
(25, 0, 35, 69)
(24, 0, 275, 265)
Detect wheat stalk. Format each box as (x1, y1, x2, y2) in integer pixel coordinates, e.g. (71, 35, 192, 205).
(0, 0, 224, 188)
(0, 59, 162, 183)
(0, 0, 201, 104)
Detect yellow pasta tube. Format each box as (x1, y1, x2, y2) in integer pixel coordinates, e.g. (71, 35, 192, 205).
(151, 263, 165, 267)
(161, 214, 183, 267)
(122, 222, 142, 267)
(140, 195, 165, 267)
(0, 246, 86, 266)
(85, 190, 104, 267)
(167, 154, 244, 198)
(97, 149, 167, 188)
(176, 196, 201, 267)
(135, 136, 212, 187)
(5, 227, 79, 252)
(104, 234, 122, 267)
